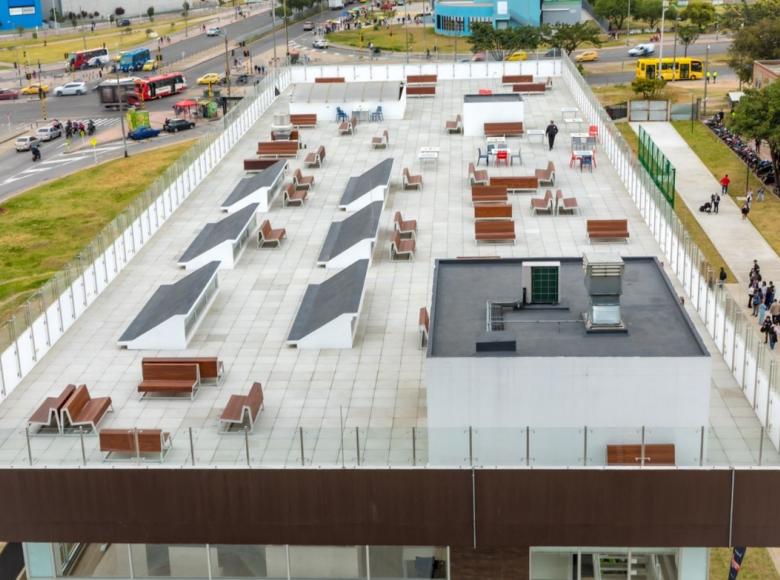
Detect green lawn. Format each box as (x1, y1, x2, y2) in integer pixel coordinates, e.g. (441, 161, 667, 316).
(671, 120, 780, 258)
(0, 140, 194, 320)
(615, 121, 735, 282)
(327, 25, 462, 53)
(710, 547, 780, 579)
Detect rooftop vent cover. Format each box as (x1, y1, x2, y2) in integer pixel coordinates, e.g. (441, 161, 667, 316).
(583, 253, 626, 332)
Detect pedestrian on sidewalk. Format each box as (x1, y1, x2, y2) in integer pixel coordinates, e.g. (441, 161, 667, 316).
(762, 314, 773, 342)
(759, 300, 768, 326)
(718, 266, 727, 287)
(771, 299, 780, 323)
(747, 189, 753, 207)
(751, 260, 761, 282)
(545, 120, 558, 151)
(720, 174, 731, 195)
(767, 282, 776, 307)
(741, 201, 750, 220)
(706, 71, 711, 84)
(753, 289, 762, 316)
(771, 324, 779, 350)
(713, 71, 718, 83)
(758, 187, 766, 202)
(748, 281, 756, 308)
(713, 193, 720, 213)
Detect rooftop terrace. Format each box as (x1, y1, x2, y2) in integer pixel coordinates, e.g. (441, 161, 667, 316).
(0, 67, 776, 468)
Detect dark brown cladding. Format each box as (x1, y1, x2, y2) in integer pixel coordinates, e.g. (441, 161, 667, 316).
(0, 468, 762, 547)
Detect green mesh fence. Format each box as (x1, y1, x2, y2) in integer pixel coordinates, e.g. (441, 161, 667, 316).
(638, 125, 676, 208)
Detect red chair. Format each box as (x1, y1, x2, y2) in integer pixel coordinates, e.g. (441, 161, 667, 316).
(569, 151, 580, 168)
(496, 150, 509, 166)
(588, 124, 599, 142)
(479, 89, 492, 95)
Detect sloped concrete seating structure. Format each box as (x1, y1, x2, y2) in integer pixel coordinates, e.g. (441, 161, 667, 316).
(117, 262, 220, 350)
(287, 259, 369, 349)
(177, 204, 258, 270)
(220, 160, 287, 213)
(318, 201, 383, 269)
(339, 158, 394, 212)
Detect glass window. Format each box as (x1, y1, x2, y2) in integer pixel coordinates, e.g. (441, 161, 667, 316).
(130, 544, 209, 578)
(54, 543, 131, 577)
(691, 60, 703, 72)
(531, 266, 559, 304)
(289, 546, 367, 579)
(369, 546, 447, 579)
(209, 545, 288, 579)
(26, 543, 55, 578)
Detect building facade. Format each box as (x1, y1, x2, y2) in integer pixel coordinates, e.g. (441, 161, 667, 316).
(434, 0, 541, 36)
(0, 0, 42, 30)
(753, 59, 780, 88)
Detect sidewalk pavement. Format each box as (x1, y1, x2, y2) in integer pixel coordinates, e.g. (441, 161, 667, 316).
(634, 122, 780, 291)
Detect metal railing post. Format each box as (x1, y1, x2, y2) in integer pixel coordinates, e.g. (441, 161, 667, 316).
(412, 426, 417, 467)
(583, 426, 588, 466)
(79, 426, 87, 465)
(355, 426, 360, 466)
(25, 426, 33, 465)
(244, 425, 250, 467)
(299, 426, 305, 466)
(189, 426, 196, 465)
(640, 426, 646, 467)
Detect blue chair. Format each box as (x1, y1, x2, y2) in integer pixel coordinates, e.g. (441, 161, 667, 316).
(580, 154, 593, 172)
(336, 107, 348, 122)
(370, 105, 384, 122)
(477, 147, 489, 166)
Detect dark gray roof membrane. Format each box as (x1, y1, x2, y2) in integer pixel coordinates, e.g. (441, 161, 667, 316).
(339, 158, 393, 205)
(318, 202, 383, 263)
(464, 93, 523, 103)
(288, 259, 369, 341)
(119, 261, 220, 342)
(179, 204, 258, 263)
(222, 160, 285, 207)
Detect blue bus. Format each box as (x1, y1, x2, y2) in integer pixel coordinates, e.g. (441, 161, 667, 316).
(119, 48, 151, 72)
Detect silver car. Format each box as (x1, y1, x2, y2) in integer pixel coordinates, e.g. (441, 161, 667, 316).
(36, 126, 62, 141)
(15, 135, 40, 152)
(54, 81, 87, 96)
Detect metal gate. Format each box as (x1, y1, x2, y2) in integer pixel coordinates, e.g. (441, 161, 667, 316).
(628, 100, 670, 122)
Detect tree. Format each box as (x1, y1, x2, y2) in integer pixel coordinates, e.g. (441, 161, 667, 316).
(720, 0, 780, 31)
(631, 77, 666, 99)
(468, 22, 540, 61)
(729, 82, 780, 194)
(146, 6, 154, 20)
(594, 0, 628, 32)
(114, 6, 125, 15)
(541, 22, 602, 55)
(676, 22, 700, 57)
(680, 1, 715, 31)
(182, 1, 190, 14)
(634, 0, 663, 31)
(727, 19, 780, 84)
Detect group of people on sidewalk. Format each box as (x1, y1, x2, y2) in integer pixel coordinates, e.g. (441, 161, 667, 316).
(702, 174, 766, 218)
(746, 260, 780, 349)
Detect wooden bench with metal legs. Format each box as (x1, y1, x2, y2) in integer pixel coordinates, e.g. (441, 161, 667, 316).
(100, 429, 172, 462)
(219, 382, 265, 433)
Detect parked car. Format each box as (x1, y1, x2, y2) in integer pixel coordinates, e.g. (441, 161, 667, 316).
(0, 88, 19, 100)
(302, 21, 315, 31)
(53, 81, 87, 96)
(163, 118, 195, 133)
(206, 27, 222, 36)
(142, 59, 159, 71)
(313, 37, 329, 49)
(116, 18, 131, 26)
(506, 50, 527, 62)
(36, 125, 62, 141)
(15, 135, 39, 152)
(628, 43, 655, 57)
(128, 126, 161, 140)
(20, 84, 49, 95)
(235, 74, 250, 84)
(544, 48, 562, 57)
(575, 50, 599, 62)
(197, 72, 223, 85)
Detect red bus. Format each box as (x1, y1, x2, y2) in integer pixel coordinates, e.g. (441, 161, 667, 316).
(67, 48, 110, 71)
(137, 72, 187, 100)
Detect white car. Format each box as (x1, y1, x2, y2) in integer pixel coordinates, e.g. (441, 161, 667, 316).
(54, 81, 87, 96)
(206, 27, 222, 36)
(313, 38, 328, 49)
(628, 43, 655, 57)
(36, 126, 62, 141)
(15, 135, 39, 152)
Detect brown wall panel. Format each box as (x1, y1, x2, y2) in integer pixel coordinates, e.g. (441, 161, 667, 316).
(0, 469, 474, 546)
(475, 470, 732, 547)
(732, 470, 780, 546)
(450, 547, 529, 580)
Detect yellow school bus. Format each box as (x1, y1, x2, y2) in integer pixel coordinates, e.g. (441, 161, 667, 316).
(635, 57, 704, 81)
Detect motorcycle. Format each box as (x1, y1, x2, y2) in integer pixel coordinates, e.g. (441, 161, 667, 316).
(87, 120, 96, 136)
(31, 145, 41, 162)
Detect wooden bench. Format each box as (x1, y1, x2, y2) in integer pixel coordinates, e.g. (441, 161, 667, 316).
(60, 385, 112, 433)
(484, 122, 524, 137)
(403, 167, 423, 190)
(394, 212, 417, 237)
(475, 220, 516, 243)
(512, 82, 547, 94)
(556, 189, 578, 215)
(468, 162, 488, 186)
(474, 203, 512, 220)
(244, 158, 279, 172)
(407, 85, 436, 97)
(587, 219, 629, 242)
(339, 119, 355, 135)
(293, 168, 314, 191)
(314, 76, 345, 83)
(445, 114, 462, 134)
(407, 74, 438, 85)
(607, 443, 676, 466)
(28, 384, 76, 433)
(472, 185, 508, 204)
(142, 357, 224, 384)
(419, 306, 429, 349)
(271, 129, 299, 141)
(390, 231, 415, 260)
(304, 145, 326, 168)
(535, 161, 556, 186)
(372, 130, 389, 149)
(100, 429, 172, 461)
(531, 190, 554, 214)
(220, 382, 264, 432)
(138, 362, 200, 399)
(489, 176, 538, 193)
(257, 141, 299, 159)
(501, 74, 533, 85)
(283, 182, 307, 206)
(290, 113, 317, 128)
(258, 219, 286, 247)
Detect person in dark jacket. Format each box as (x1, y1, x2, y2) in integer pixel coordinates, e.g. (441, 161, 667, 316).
(545, 120, 558, 151)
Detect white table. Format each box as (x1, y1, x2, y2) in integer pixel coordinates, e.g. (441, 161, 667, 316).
(525, 129, 545, 143)
(564, 118, 584, 132)
(561, 107, 578, 121)
(418, 147, 440, 164)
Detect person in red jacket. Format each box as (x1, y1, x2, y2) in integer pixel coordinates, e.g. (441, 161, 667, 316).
(720, 174, 731, 195)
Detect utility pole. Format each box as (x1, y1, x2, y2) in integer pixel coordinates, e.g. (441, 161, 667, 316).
(271, 0, 278, 70)
(626, 0, 631, 44)
(404, 1, 409, 63)
(672, 16, 679, 81)
(703, 44, 710, 116)
(37, 60, 47, 121)
(224, 35, 231, 97)
(115, 67, 129, 158)
(657, 0, 668, 80)
(283, 0, 289, 63)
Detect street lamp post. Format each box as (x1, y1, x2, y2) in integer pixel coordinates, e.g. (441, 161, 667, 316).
(404, 2, 409, 63)
(114, 67, 128, 158)
(224, 35, 231, 97)
(283, 0, 289, 64)
(703, 44, 710, 116)
(672, 16, 679, 81)
(656, 0, 668, 80)
(626, 0, 631, 43)
(271, 0, 278, 71)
